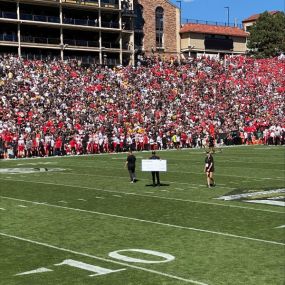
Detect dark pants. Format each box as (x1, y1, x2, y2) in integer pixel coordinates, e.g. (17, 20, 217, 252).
(128, 168, 136, 182)
(152, 172, 160, 185)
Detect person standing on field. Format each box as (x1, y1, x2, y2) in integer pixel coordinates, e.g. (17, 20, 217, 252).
(204, 151, 215, 188)
(150, 151, 161, 186)
(125, 150, 136, 183)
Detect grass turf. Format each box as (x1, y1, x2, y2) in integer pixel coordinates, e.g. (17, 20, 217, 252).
(0, 145, 284, 285)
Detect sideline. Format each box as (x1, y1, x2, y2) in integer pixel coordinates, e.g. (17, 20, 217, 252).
(0, 232, 207, 285)
(0, 178, 283, 214)
(1, 195, 284, 246)
(0, 144, 282, 162)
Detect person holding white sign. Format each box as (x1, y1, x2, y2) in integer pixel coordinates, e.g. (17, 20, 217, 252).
(149, 151, 160, 186)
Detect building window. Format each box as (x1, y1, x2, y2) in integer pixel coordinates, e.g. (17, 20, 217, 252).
(134, 4, 144, 30)
(155, 7, 164, 48)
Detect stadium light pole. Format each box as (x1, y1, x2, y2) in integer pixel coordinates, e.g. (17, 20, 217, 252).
(224, 6, 230, 26)
(176, 0, 182, 60)
(176, 0, 182, 27)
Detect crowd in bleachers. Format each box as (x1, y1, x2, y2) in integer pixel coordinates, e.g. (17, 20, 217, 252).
(0, 54, 284, 158)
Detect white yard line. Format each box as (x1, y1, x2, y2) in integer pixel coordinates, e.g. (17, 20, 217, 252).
(0, 232, 208, 285)
(1, 196, 284, 246)
(0, 178, 283, 214)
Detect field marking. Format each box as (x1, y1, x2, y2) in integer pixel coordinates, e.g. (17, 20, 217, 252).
(0, 145, 281, 163)
(1, 196, 284, 246)
(217, 189, 285, 201)
(54, 172, 235, 189)
(0, 178, 283, 214)
(51, 162, 283, 181)
(50, 170, 284, 189)
(96, 197, 104, 199)
(58, 166, 284, 181)
(113, 195, 122, 198)
(245, 200, 285, 207)
(275, 225, 285, 229)
(78, 199, 87, 201)
(17, 205, 27, 208)
(16, 267, 53, 276)
(0, 207, 6, 210)
(0, 232, 208, 285)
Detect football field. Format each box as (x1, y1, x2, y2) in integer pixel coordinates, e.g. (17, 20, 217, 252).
(0, 146, 284, 285)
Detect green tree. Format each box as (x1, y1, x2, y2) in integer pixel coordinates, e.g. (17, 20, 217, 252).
(247, 11, 285, 58)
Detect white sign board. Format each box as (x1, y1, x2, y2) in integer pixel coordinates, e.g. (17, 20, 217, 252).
(141, 160, 167, 172)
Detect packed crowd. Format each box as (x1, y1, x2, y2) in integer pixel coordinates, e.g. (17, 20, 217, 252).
(0, 54, 284, 158)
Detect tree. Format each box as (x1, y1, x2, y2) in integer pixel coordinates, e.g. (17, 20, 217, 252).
(247, 11, 285, 58)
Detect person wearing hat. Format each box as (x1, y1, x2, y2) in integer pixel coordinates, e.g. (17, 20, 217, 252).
(204, 151, 215, 188)
(150, 151, 160, 186)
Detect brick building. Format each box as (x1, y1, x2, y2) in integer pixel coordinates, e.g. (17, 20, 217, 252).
(133, 0, 180, 58)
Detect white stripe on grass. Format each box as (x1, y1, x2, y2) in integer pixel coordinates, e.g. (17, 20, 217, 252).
(0, 232, 208, 285)
(0, 178, 283, 214)
(55, 169, 283, 183)
(1, 196, 284, 247)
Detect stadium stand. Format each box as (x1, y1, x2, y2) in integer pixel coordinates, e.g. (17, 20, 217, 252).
(0, 54, 284, 158)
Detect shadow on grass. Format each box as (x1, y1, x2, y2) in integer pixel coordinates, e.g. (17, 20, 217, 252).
(145, 183, 170, 187)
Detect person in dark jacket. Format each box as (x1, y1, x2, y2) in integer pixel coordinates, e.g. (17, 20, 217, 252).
(125, 150, 136, 183)
(204, 151, 215, 188)
(150, 151, 160, 186)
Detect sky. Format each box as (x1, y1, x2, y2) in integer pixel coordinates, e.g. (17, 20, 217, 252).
(170, 0, 285, 25)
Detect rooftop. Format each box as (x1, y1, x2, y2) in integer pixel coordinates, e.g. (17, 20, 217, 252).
(180, 23, 248, 37)
(242, 11, 280, 23)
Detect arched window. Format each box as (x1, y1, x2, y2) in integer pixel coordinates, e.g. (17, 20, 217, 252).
(155, 7, 164, 48)
(135, 4, 144, 30)
(134, 4, 144, 51)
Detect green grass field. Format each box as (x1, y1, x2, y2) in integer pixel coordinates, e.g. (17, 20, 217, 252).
(0, 145, 284, 285)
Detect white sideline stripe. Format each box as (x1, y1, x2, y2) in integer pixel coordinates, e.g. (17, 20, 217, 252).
(0, 232, 208, 285)
(17, 205, 27, 208)
(52, 163, 283, 181)
(0, 178, 283, 214)
(275, 225, 285, 229)
(1, 196, 284, 247)
(0, 145, 280, 163)
(0, 208, 6, 210)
